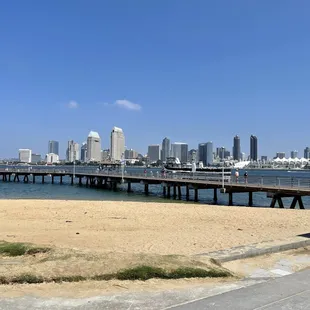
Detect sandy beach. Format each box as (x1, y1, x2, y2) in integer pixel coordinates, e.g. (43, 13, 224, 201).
(0, 199, 309, 255)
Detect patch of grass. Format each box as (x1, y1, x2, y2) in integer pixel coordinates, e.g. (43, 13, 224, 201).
(0, 242, 27, 256)
(11, 274, 44, 284)
(0, 241, 50, 257)
(0, 265, 231, 285)
(115, 266, 168, 281)
(168, 267, 231, 279)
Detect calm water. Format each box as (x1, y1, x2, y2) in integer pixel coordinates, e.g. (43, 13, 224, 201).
(0, 166, 310, 209)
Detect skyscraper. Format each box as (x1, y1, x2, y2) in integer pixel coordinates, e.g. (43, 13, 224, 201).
(48, 140, 59, 155)
(66, 140, 80, 162)
(304, 147, 310, 159)
(19, 149, 32, 163)
(250, 135, 258, 161)
(87, 131, 101, 162)
(171, 143, 188, 162)
(148, 145, 160, 162)
(111, 127, 125, 161)
(233, 135, 241, 161)
(198, 142, 213, 166)
(161, 137, 170, 162)
(206, 142, 213, 165)
(80, 142, 87, 162)
(291, 150, 298, 159)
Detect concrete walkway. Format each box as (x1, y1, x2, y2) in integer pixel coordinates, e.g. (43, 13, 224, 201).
(169, 269, 310, 309)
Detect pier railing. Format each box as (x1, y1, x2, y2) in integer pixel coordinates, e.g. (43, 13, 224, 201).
(1, 168, 310, 189)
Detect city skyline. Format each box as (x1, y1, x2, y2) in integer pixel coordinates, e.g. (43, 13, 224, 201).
(1, 2, 310, 158)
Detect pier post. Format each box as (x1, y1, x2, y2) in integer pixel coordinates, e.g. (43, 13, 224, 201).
(85, 177, 89, 187)
(194, 188, 198, 202)
(186, 185, 190, 201)
(229, 192, 233, 206)
(71, 175, 74, 185)
(177, 186, 182, 199)
(163, 186, 166, 197)
(52, 176, 54, 184)
(33, 175, 35, 183)
(173, 185, 177, 199)
(42, 175, 44, 184)
(8, 174, 11, 182)
(144, 183, 149, 195)
(127, 182, 132, 193)
(113, 182, 117, 191)
(167, 186, 171, 198)
(79, 177, 82, 186)
(213, 188, 218, 203)
(248, 192, 253, 206)
(60, 176, 63, 184)
(297, 196, 305, 209)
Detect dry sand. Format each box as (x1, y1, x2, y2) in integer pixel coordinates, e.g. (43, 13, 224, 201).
(0, 199, 309, 255)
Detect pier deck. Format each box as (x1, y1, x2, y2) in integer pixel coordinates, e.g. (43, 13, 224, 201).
(1, 168, 310, 209)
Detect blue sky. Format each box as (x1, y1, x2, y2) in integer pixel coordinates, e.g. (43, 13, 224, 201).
(1, 1, 310, 159)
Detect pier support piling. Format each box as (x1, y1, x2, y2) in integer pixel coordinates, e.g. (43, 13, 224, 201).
(194, 188, 198, 202)
(186, 185, 190, 201)
(79, 177, 82, 186)
(163, 186, 166, 197)
(60, 176, 63, 185)
(270, 196, 284, 208)
(144, 183, 149, 195)
(290, 196, 305, 209)
(42, 175, 44, 184)
(52, 176, 54, 184)
(213, 188, 218, 203)
(173, 185, 177, 199)
(71, 175, 74, 185)
(33, 175, 35, 183)
(229, 192, 233, 206)
(167, 186, 171, 198)
(177, 186, 182, 199)
(127, 182, 132, 193)
(248, 192, 253, 206)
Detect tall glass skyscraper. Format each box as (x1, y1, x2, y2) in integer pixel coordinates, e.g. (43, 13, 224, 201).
(233, 135, 241, 161)
(161, 137, 170, 162)
(48, 140, 59, 155)
(198, 142, 213, 166)
(250, 135, 258, 161)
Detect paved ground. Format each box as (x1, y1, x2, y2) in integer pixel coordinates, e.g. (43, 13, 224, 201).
(169, 269, 310, 309)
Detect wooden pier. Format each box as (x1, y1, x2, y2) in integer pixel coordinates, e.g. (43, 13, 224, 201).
(0, 168, 310, 209)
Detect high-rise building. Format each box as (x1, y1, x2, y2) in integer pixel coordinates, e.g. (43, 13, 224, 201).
(87, 131, 101, 162)
(19, 149, 32, 163)
(148, 145, 160, 162)
(198, 142, 213, 166)
(188, 149, 197, 163)
(66, 140, 80, 162)
(48, 140, 59, 155)
(291, 150, 298, 159)
(216, 147, 225, 161)
(80, 142, 87, 162)
(31, 154, 41, 163)
(161, 137, 170, 162)
(224, 150, 231, 158)
(111, 127, 125, 161)
(276, 152, 286, 159)
(233, 135, 241, 161)
(101, 149, 110, 161)
(171, 142, 188, 163)
(45, 153, 59, 164)
(125, 149, 138, 159)
(250, 135, 258, 161)
(304, 147, 310, 159)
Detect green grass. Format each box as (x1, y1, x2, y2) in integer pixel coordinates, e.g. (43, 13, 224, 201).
(0, 266, 231, 285)
(0, 241, 50, 257)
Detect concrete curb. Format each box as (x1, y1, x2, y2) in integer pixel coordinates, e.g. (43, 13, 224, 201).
(195, 235, 310, 263)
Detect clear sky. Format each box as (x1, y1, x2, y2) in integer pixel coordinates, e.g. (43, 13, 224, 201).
(1, 1, 310, 159)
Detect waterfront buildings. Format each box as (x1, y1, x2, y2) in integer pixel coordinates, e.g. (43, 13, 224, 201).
(188, 149, 197, 163)
(261, 156, 268, 162)
(87, 131, 101, 162)
(45, 153, 59, 164)
(31, 154, 41, 164)
(171, 142, 188, 163)
(148, 145, 160, 162)
(125, 149, 138, 159)
(216, 147, 226, 161)
(80, 142, 87, 162)
(304, 147, 310, 159)
(111, 127, 125, 161)
(101, 149, 110, 161)
(250, 135, 258, 161)
(48, 140, 59, 155)
(291, 150, 298, 159)
(66, 140, 80, 162)
(276, 152, 286, 159)
(233, 135, 241, 161)
(161, 137, 170, 162)
(198, 142, 213, 166)
(19, 149, 32, 163)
